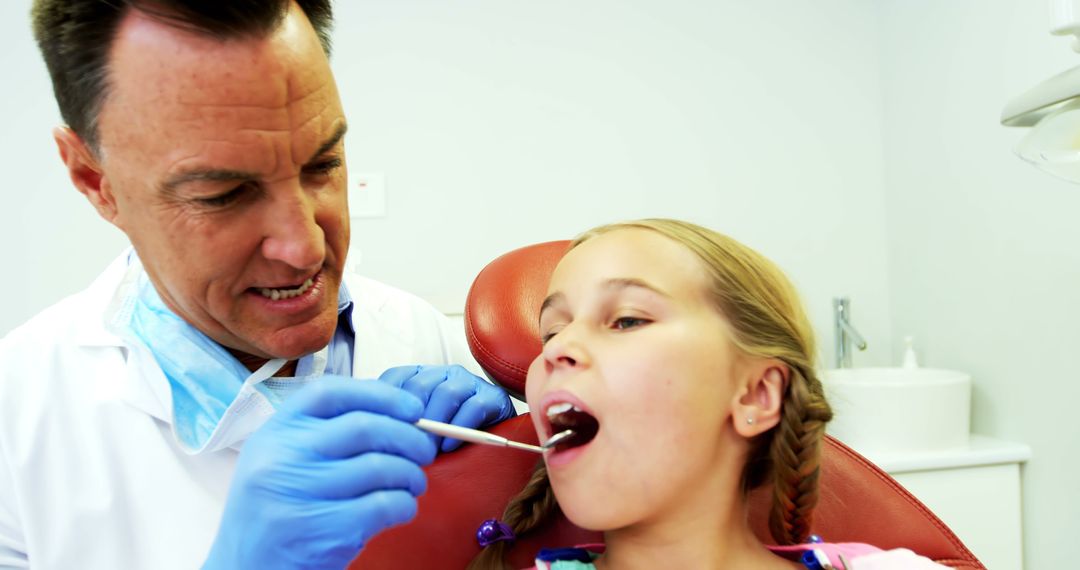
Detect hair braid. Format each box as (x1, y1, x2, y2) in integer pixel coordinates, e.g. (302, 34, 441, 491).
(767, 366, 832, 544)
(467, 462, 559, 570)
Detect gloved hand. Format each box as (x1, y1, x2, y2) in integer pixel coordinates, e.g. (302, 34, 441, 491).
(203, 377, 436, 570)
(377, 365, 515, 452)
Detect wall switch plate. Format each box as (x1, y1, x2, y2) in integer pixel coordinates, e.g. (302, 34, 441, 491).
(349, 172, 386, 218)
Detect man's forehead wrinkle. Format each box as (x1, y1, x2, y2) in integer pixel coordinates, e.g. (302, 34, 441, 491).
(174, 99, 294, 112)
(285, 72, 339, 166)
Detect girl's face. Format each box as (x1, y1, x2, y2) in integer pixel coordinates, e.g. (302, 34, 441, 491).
(526, 228, 751, 532)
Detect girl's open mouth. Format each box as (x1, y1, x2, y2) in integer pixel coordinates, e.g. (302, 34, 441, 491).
(545, 403, 600, 453)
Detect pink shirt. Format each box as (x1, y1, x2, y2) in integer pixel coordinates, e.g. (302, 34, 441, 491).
(769, 542, 950, 568)
(527, 542, 951, 569)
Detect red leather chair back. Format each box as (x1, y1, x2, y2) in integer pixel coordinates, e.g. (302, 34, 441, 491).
(353, 241, 986, 569)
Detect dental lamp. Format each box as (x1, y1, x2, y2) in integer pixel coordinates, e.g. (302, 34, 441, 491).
(1001, 0, 1080, 181)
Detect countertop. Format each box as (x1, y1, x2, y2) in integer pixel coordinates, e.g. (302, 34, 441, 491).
(854, 434, 1032, 474)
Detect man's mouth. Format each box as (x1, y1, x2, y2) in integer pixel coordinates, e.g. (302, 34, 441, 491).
(545, 402, 600, 453)
(254, 277, 315, 301)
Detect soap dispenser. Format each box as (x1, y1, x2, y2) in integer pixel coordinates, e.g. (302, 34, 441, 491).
(901, 336, 919, 369)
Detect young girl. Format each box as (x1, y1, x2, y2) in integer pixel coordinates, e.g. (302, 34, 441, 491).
(468, 219, 949, 570)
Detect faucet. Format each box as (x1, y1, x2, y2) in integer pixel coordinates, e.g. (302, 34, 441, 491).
(833, 297, 867, 369)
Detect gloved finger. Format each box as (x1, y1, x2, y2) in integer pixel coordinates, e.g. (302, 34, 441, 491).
(447, 375, 514, 425)
(416, 373, 478, 452)
(314, 410, 437, 465)
(285, 376, 424, 421)
(350, 490, 421, 547)
(442, 395, 514, 453)
(308, 453, 428, 500)
(396, 366, 458, 408)
(422, 367, 478, 424)
(375, 365, 423, 389)
(383, 366, 461, 450)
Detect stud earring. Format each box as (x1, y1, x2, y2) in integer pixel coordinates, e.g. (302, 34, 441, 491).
(746, 416, 755, 425)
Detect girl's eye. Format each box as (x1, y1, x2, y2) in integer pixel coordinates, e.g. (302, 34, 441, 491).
(540, 328, 562, 345)
(612, 316, 650, 330)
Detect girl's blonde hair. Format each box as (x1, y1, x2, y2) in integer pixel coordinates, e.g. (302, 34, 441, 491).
(468, 219, 832, 570)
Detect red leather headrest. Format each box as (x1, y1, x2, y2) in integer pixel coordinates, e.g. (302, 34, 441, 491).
(464, 240, 571, 399)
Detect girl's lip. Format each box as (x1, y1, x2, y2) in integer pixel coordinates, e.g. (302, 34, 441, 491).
(535, 389, 596, 441)
(544, 438, 593, 467)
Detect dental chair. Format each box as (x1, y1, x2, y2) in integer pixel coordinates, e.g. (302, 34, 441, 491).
(351, 241, 986, 569)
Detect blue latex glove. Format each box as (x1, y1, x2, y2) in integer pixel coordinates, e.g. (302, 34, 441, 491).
(203, 377, 436, 570)
(377, 365, 515, 452)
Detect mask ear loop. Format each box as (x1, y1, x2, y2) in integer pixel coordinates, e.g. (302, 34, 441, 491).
(247, 358, 290, 386)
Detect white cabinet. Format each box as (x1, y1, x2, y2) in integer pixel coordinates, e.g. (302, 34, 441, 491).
(860, 436, 1031, 570)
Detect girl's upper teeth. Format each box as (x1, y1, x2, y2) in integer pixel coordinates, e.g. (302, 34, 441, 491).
(258, 278, 314, 300)
(546, 402, 579, 418)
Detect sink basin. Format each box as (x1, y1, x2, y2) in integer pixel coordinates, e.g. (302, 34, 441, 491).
(820, 368, 972, 456)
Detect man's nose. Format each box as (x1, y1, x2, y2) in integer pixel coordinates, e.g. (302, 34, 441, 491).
(259, 185, 325, 271)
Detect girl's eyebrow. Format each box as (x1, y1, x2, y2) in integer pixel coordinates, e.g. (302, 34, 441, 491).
(601, 277, 671, 299)
(539, 277, 671, 319)
(539, 292, 566, 318)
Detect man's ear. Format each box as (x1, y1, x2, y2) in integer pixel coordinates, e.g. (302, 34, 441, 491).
(731, 360, 789, 437)
(53, 126, 120, 225)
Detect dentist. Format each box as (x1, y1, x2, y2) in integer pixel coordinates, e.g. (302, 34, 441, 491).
(0, 1, 513, 569)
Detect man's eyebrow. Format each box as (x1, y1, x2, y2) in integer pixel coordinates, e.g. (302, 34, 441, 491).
(159, 123, 349, 194)
(308, 122, 348, 163)
(161, 168, 259, 194)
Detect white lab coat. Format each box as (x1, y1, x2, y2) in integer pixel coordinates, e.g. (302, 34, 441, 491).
(0, 252, 482, 569)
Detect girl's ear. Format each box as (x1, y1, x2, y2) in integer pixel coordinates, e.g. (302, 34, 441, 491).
(731, 360, 789, 437)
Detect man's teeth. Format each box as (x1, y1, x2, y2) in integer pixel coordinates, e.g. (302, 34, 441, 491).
(546, 402, 578, 418)
(258, 278, 314, 301)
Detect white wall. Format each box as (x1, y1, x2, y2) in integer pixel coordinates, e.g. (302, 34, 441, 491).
(0, 3, 130, 335)
(330, 0, 894, 367)
(878, 1, 1080, 568)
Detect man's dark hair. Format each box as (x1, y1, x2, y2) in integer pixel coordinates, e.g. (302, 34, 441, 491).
(31, 0, 334, 153)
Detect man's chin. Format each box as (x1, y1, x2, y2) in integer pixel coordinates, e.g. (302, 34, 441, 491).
(243, 319, 337, 362)
(264, 332, 335, 361)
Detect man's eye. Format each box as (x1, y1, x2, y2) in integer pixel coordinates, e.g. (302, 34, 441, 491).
(304, 157, 343, 176)
(612, 316, 649, 330)
(196, 186, 244, 208)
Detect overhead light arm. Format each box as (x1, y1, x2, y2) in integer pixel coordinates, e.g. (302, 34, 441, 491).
(1002, 0, 1080, 126)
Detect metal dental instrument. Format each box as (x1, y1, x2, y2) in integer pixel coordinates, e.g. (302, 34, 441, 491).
(415, 419, 574, 454)
(542, 429, 575, 449)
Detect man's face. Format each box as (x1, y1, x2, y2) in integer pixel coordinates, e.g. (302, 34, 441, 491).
(94, 3, 349, 360)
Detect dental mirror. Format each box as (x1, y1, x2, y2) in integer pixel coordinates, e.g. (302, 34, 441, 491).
(542, 429, 575, 449)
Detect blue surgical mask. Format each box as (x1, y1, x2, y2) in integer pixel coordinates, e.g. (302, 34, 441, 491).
(112, 264, 328, 454)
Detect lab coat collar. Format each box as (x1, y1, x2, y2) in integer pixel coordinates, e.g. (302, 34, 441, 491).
(72, 249, 134, 348)
(79, 250, 367, 428)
